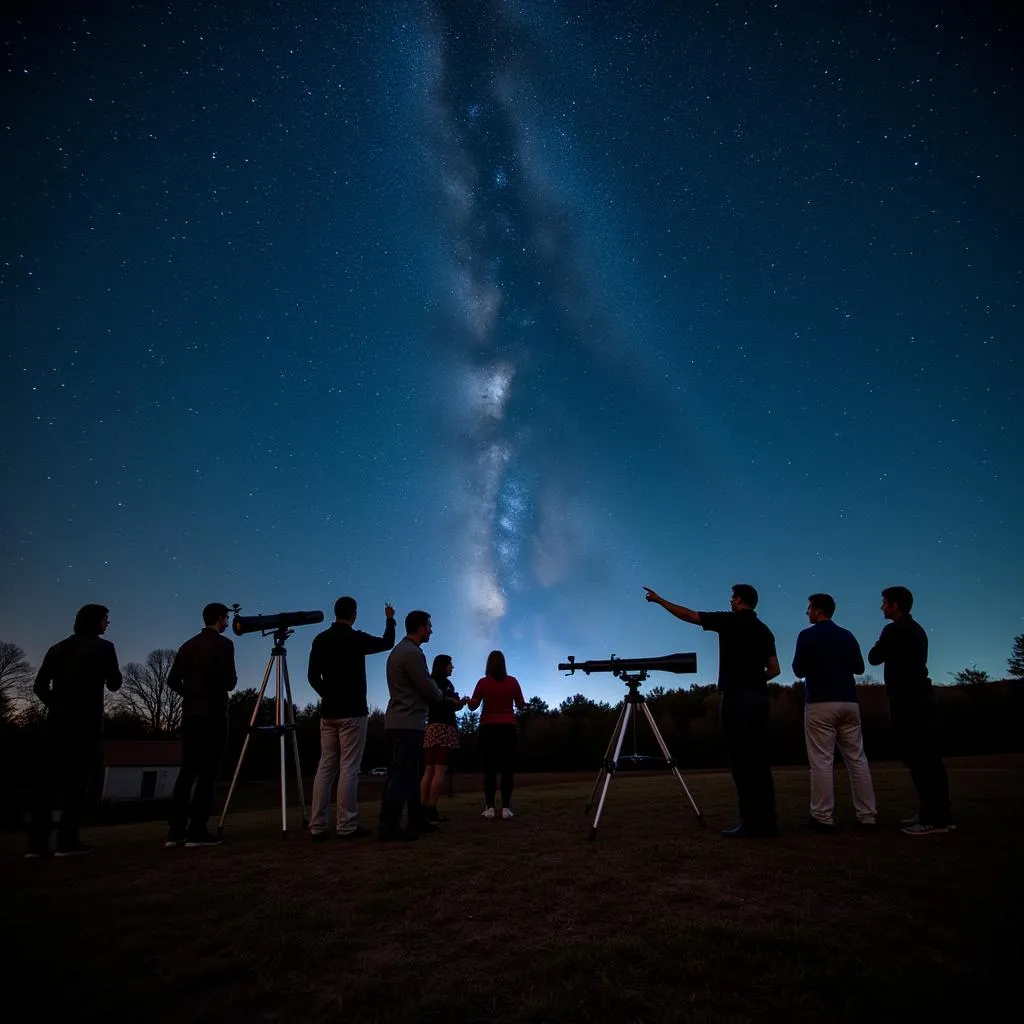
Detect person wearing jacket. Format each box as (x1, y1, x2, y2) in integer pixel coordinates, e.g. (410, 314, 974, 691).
(377, 610, 443, 841)
(165, 602, 237, 848)
(27, 603, 122, 858)
(307, 596, 396, 841)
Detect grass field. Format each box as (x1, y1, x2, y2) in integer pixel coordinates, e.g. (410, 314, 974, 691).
(3, 757, 1021, 1023)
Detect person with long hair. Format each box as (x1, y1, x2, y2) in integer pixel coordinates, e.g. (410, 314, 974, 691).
(420, 653, 464, 821)
(466, 650, 525, 819)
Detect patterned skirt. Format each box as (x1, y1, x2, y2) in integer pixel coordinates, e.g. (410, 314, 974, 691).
(423, 723, 460, 749)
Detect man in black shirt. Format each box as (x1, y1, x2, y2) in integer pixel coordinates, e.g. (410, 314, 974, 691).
(166, 602, 237, 847)
(307, 596, 396, 840)
(867, 586, 952, 834)
(27, 603, 122, 858)
(645, 583, 780, 837)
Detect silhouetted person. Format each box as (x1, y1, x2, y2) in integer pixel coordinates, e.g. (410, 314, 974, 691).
(165, 602, 237, 847)
(27, 603, 122, 858)
(307, 596, 396, 841)
(793, 593, 876, 831)
(378, 610, 443, 841)
(868, 586, 953, 835)
(466, 650, 525, 819)
(420, 653, 465, 822)
(645, 583, 780, 837)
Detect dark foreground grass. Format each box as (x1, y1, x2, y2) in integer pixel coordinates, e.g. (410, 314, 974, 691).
(2, 758, 1021, 1023)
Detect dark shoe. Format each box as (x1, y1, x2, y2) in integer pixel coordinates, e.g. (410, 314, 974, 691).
(164, 833, 187, 849)
(337, 824, 371, 839)
(378, 827, 418, 842)
(310, 831, 332, 843)
(902, 822, 954, 836)
(24, 849, 51, 860)
(185, 831, 222, 847)
(54, 844, 95, 857)
(854, 820, 877, 831)
(800, 817, 837, 834)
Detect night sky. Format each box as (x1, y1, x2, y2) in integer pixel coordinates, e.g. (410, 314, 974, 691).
(3, 2, 1021, 712)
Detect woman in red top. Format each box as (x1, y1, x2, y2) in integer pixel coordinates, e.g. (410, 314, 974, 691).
(466, 650, 525, 819)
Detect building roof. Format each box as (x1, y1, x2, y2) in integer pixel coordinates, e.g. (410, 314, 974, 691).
(102, 740, 183, 767)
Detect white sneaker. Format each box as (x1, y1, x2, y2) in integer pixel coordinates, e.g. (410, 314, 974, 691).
(481, 807, 495, 819)
(501, 808, 514, 819)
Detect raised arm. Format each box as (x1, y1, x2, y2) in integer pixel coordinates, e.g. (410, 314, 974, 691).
(643, 587, 701, 625)
(360, 606, 397, 654)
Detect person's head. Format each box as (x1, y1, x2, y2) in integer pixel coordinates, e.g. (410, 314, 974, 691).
(485, 650, 507, 681)
(334, 596, 357, 624)
(807, 593, 836, 623)
(730, 584, 759, 611)
(431, 654, 453, 684)
(405, 610, 432, 644)
(203, 602, 230, 633)
(74, 604, 110, 636)
(881, 586, 913, 620)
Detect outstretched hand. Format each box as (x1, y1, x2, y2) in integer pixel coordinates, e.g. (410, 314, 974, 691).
(643, 587, 662, 605)
(384, 603, 395, 620)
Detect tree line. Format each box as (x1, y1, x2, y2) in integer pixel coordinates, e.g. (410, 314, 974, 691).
(2, 636, 1023, 791)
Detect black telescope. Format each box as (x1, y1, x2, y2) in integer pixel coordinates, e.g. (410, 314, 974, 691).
(558, 653, 697, 676)
(232, 609, 324, 636)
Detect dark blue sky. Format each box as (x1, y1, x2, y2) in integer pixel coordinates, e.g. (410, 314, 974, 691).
(2, 1, 1021, 710)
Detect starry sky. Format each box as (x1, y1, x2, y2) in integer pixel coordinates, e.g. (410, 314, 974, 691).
(2, 1, 1021, 712)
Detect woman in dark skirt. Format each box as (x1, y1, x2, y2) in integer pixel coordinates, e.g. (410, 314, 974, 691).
(421, 653, 464, 822)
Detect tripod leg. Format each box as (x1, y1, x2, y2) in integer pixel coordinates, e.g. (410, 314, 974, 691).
(281, 654, 308, 828)
(218, 654, 274, 838)
(276, 656, 287, 837)
(585, 699, 628, 814)
(590, 702, 632, 841)
(638, 701, 705, 825)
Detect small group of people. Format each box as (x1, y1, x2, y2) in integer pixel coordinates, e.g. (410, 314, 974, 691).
(307, 600, 525, 842)
(26, 601, 238, 857)
(644, 582, 953, 837)
(24, 578, 952, 858)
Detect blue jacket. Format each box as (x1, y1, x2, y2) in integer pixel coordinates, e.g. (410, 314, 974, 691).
(792, 619, 864, 704)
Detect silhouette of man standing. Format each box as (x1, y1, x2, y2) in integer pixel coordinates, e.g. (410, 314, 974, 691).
(307, 596, 396, 841)
(27, 604, 122, 858)
(645, 583, 780, 837)
(868, 586, 952, 835)
(165, 602, 237, 848)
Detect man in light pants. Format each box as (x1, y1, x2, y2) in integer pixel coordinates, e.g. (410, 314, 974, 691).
(793, 593, 876, 832)
(307, 597, 396, 841)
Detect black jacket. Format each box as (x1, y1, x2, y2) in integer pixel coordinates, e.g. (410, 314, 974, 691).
(167, 628, 237, 719)
(307, 618, 396, 718)
(867, 615, 932, 703)
(34, 633, 122, 731)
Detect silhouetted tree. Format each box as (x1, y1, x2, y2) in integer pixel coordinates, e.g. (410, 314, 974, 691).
(0, 641, 35, 722)
(1008, 635, 1024, 678)
(112, 649, 182, 735)
(952, 667, 990, 686)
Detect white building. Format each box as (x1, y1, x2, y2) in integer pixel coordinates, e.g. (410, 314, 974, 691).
(100, 740, 182, 803)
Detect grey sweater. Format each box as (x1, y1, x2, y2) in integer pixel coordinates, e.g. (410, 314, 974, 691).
(384, 637, 444, 731)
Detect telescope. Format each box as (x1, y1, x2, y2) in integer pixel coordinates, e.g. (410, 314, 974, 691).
(231, 606, 324, 636)
(558, 653, 697, 676)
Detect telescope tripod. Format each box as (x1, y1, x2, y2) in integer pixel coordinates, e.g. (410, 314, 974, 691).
(585, 671, 705, 840)
(218, 627, 308, 838)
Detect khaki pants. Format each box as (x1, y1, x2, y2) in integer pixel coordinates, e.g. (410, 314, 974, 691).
(310, 716, 368, 835)
(804, 702, 876, 825)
